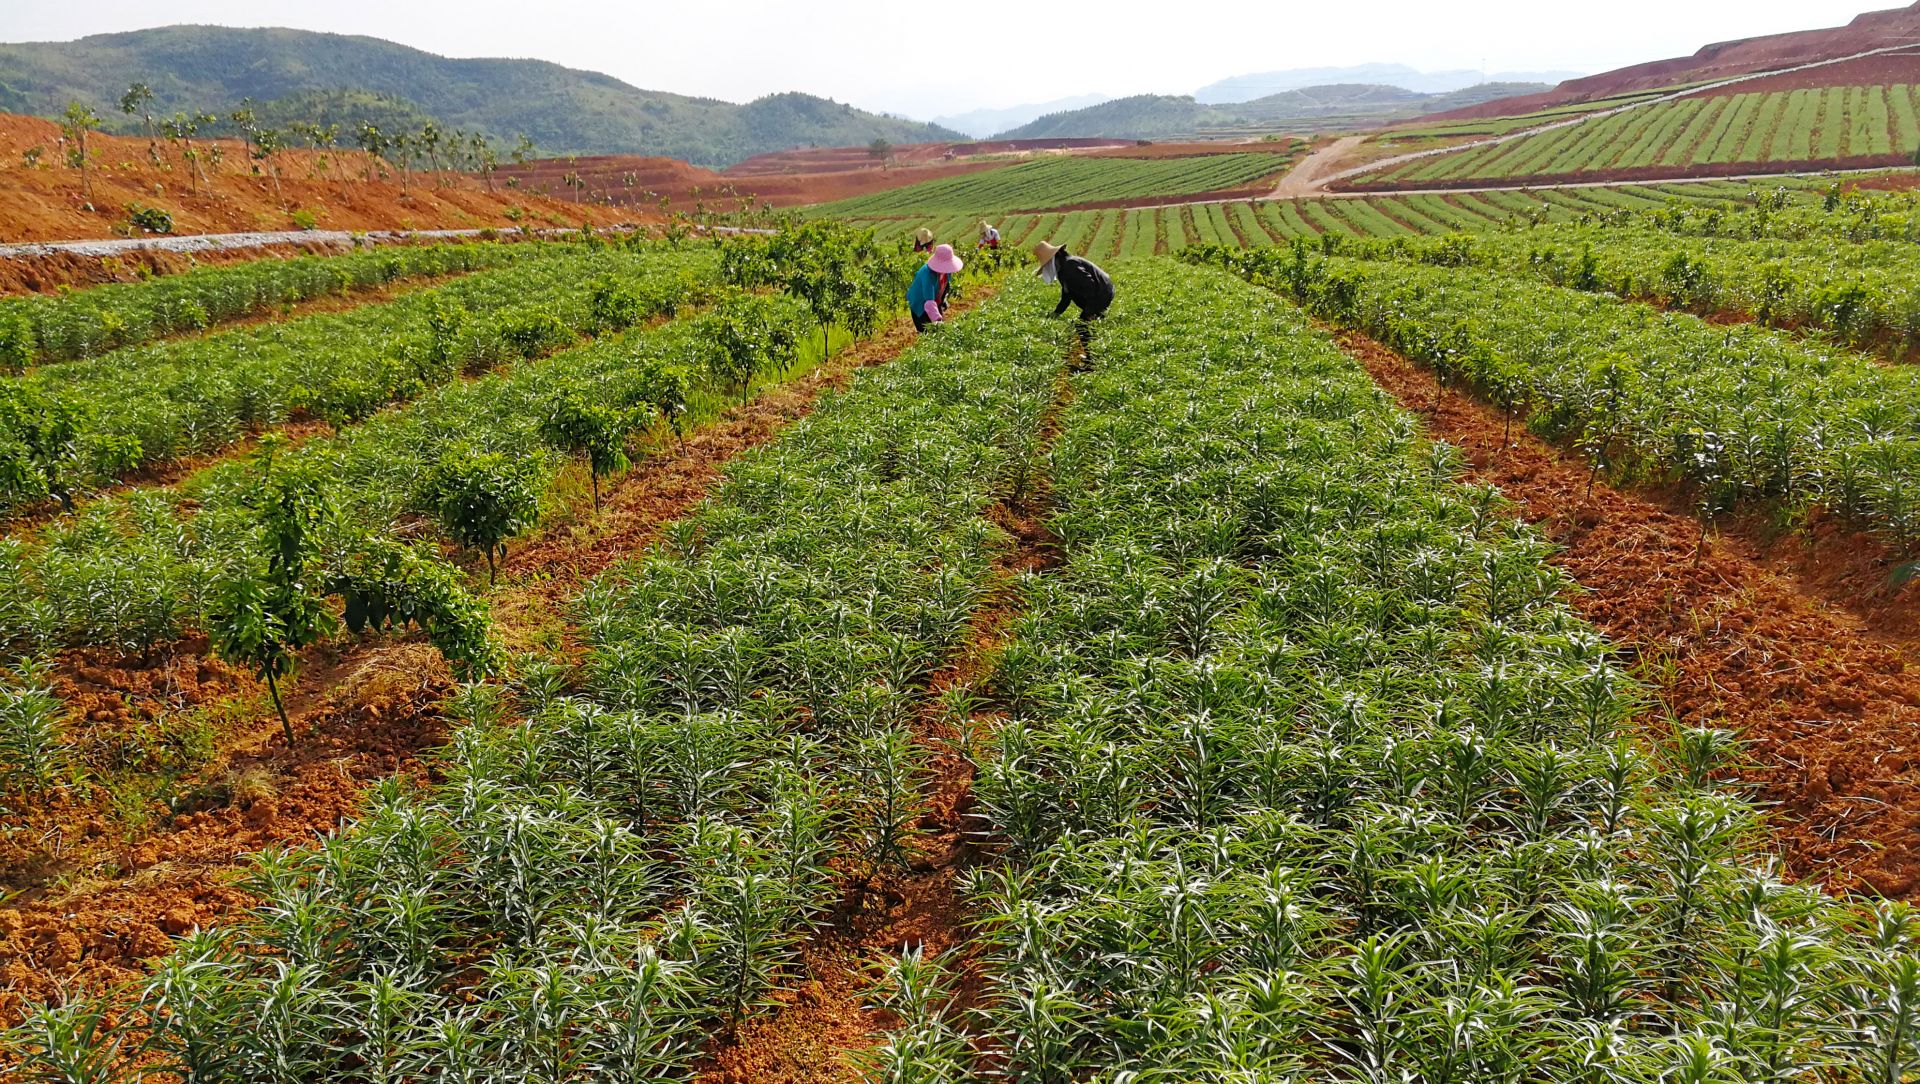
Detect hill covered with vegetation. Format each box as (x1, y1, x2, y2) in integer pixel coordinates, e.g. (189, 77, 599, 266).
(999, 82, 1550, 139)
(0, 26, 963, 166)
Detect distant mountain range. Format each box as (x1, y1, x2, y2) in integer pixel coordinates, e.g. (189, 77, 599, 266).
(997, 82, 1552, 140)
(1194, 63, 1584, 104)
(933, 94, 1111, 139)
(0, 26, 964, 167)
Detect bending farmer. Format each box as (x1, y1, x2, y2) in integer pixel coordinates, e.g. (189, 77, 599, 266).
(1033, 241, 1114, 320)
(908, 243, 964, 332)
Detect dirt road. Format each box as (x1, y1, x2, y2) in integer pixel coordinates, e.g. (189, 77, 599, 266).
(1267, 136, 1368, 198)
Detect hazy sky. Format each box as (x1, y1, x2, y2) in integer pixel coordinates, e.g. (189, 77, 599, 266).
(0, 0, 1892, 119)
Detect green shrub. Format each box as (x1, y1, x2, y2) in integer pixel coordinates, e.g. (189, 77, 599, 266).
(125, 203, 173, 234)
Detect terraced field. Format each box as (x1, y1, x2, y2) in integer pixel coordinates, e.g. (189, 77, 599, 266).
(1353, 84, 1920, 189)
(809, 149, 1300, 218)
(862, 179, 1803, 259)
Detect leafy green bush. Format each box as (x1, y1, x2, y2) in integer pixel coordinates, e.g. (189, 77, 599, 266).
(125, 203, 173, 234)
(423, 446, 542, 583)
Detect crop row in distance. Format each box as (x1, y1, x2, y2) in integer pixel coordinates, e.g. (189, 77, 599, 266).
(864, 257, 1920, 1082)
(1361, 83, 1920, 187)
(0, 277, 1071, 1080)
(0, 242, 721, 522)
(1342, 218, 1920, 360)
(1190, 242, 1920, 546)
(0, 239, 544, 367)
(853, 179, 1808, 260)
(808, 149, 1301, 219)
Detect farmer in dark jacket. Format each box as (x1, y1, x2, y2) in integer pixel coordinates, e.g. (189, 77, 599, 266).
(1032, 241, 1114, 320)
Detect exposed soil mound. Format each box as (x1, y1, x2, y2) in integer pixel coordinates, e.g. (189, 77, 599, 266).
(1422, 1, 1920, 122)
(0, 112, 634, 244)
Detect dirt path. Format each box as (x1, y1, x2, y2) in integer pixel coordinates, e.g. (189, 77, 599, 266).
(0, 310, 941, 1027)
(1336, 327, 1920, 900)
(699, 322, 1067, 1084)
(1268, 135, 1368, 198)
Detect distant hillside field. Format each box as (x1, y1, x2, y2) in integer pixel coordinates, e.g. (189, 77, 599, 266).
(1355, 84, 1920, 189)
(807, 150, 1301, 218)
(0, 26, 963, 166)
(997, 83, 1550, 140)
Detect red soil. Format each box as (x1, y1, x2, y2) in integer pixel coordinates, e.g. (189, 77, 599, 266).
(1695, 51, 1920, 96)
(1338, 327, 1920, 901)
(496, 152, 1008, 211)
(0, 311, 936, 1028)
(0, 113, 634, 244)
(1423, 2, 1920, 122)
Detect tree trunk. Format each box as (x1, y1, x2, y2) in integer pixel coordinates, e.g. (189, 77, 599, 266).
(590, 471, 601, 511)
(267, 670, 295, 746)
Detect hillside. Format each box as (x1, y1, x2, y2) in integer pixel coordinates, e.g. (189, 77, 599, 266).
(999, 82, 1552, 139)
(1422, 0, 1920, 123)
(0, 26, 964, 167)
(1195, 63, 1583, 104)
(0, 111, 632, 244)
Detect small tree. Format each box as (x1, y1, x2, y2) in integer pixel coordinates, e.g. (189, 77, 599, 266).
(355, 122, 388, 183)
(425, 447, 541, 584)
(538, 390, 633, 510)
(422, 122, 445, 174)
(119, 82, 159, 165)
(252, 127, 287, 209)
(700, 295, 802, 394)
(60, 102, 100, 204)
(229, 99, 258, 162)
(471, 132, 498, 191)
(162, 112, 213, 193)
(390, 131, 414, 194)
(207, 462, 337, 746)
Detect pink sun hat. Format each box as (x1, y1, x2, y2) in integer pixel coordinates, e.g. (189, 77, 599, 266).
(927, 243, 964, 274)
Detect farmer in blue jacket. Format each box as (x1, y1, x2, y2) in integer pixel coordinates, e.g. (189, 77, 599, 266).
(907, 243, 964, 333)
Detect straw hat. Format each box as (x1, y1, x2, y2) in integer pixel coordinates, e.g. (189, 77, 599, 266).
(1031, 241, 1063, 272)
(928, 243, 964, 274)
(979, 220, 996, 232)
(914, 227, 933, 245)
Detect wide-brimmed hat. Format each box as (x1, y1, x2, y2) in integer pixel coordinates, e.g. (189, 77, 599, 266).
(978, 220, 995, 232)
(928, 243, 964, 274)
(1032, 241, 1063, 272)
(914, 227, 933, 244)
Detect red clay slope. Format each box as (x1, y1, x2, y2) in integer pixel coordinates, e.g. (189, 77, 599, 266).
(1423, 1, 1920, 122)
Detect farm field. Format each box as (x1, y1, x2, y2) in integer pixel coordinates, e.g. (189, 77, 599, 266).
(857, 178, 1814, 259)
(808, 147, 1302, 218)
(1350, 83, 1920, 189)
(10, 164, 1920, 1079)
(0, 240, 723, 522)
(9, 248, 1920, 1081)
(1351, 218, 1920, 358)
(0, 239, 544, 365)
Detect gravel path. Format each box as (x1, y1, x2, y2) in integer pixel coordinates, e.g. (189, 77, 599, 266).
(0, 227, 505, 260)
